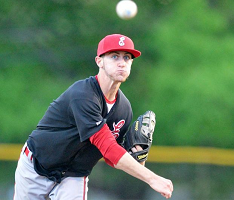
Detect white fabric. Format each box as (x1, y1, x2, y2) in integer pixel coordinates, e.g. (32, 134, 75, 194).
(106, 102, 115, 113)
(49, 177, 88, 200)
(14, 143, 88, 200)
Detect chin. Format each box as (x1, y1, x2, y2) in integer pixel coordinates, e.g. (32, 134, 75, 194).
(117, 77, 128, 83)
(117, 73, 129, 81)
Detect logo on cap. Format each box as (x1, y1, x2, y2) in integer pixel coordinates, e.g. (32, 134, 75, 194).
(119, 36, 125, 46)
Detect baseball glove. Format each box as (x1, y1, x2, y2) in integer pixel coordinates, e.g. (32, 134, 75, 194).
(123, 111, 156, 162)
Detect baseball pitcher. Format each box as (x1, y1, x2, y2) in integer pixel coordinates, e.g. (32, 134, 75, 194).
(14, 34, 173, 200)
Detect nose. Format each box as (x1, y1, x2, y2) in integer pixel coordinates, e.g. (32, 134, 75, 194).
(117, 57, 127, 68)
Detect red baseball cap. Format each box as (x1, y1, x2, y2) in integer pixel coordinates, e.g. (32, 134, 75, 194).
(97, 34, 141, 58)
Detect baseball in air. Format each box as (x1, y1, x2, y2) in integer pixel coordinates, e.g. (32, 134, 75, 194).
(116, 0, 138, 20)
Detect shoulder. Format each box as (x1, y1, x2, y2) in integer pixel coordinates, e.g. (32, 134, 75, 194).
(65, 77, 105, 112)
(69, 76, 95, 92)
(68, 76, 102, 100)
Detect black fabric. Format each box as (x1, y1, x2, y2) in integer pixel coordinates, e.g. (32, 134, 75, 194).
(27, 76, 132, 181)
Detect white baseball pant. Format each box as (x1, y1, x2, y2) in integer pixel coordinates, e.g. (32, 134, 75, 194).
(14, 143, 89, 200)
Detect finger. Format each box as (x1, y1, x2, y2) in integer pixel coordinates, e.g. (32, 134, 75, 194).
(131, 147, 137, 152)
(161, 191, 172, 199)
(161, 193, 168, 198)
(135, 145, 143, 151)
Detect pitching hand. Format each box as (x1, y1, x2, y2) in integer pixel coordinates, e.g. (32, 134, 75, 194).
(150, 175, 173, 199)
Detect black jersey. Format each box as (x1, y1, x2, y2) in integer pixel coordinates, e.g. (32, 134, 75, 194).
(27, 76, 132, 182)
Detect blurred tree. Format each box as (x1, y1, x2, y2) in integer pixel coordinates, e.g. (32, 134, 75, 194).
(0, 0, 233, 148)
(129, 0, 234, 148)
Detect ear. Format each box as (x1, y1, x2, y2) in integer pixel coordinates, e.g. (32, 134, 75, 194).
(95, 56, 103, 68)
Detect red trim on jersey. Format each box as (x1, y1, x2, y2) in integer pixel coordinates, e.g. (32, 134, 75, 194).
(89, 124, 126, 167)
(95, 75, 99, 83)
(95, 75, 117, 104)
(104, 96, 116, 104)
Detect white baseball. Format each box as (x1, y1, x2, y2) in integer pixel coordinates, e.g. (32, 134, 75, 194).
(116, 0, 138, 20)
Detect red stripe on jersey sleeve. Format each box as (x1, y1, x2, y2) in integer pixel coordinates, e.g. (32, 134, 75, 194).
(89, 124, 126, 167)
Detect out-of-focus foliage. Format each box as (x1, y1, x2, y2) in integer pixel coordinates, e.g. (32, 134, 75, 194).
(0, 0, 234, 148)
(125, 0, 234, 148)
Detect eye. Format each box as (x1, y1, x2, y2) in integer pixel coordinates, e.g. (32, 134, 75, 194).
(111, 55, 118, 59)
(124, 55, 131, 60)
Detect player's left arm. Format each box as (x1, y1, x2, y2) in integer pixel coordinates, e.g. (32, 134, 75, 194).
(89, 124, 127, 167)
(89, 110, 156, 167)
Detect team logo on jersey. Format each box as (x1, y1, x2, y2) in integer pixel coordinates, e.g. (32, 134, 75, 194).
(119, 37, 125, 46)
(111, 120, 125, 139)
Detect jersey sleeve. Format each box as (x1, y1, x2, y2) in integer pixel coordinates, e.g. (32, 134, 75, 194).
(69, 97, 106, 142)
(89, 124, 127, 167)
(103, 157, 114, 168)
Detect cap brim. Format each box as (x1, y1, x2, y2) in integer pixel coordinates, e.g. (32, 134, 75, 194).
(100, 48, 141, 58)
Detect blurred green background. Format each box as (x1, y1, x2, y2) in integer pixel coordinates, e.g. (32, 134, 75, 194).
(1, 0, 234, 199)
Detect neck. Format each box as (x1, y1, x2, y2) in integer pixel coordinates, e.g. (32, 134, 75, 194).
(96, 74, 120, 101)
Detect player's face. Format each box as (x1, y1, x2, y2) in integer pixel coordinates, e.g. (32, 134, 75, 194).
(101, 51, 133, 83)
